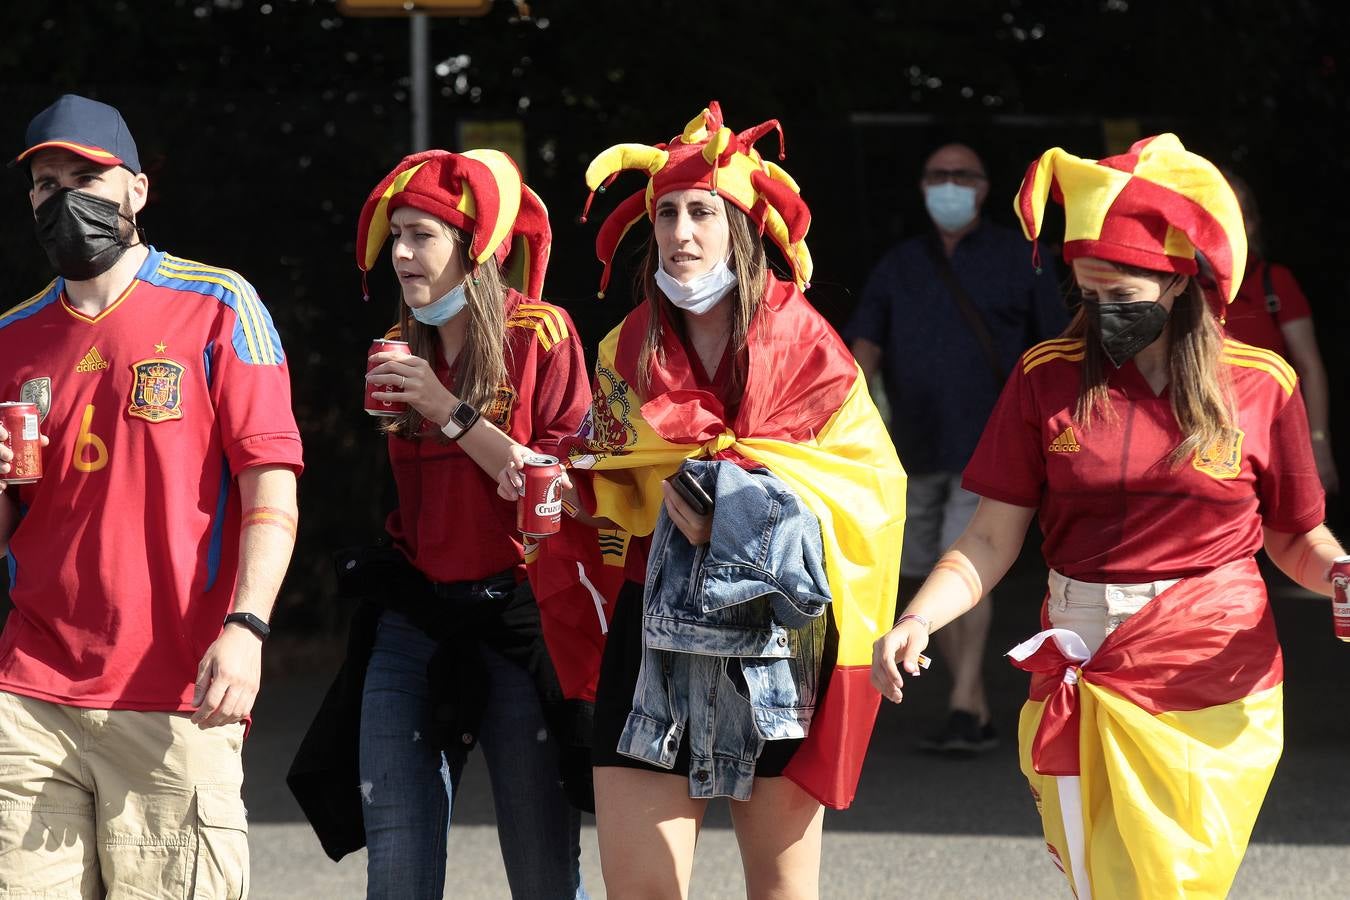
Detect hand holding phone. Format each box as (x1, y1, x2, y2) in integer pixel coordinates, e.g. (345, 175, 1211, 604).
(666, 469, 714, 517)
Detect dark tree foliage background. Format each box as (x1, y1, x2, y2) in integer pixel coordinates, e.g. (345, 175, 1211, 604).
(1, 0, 1345, 631)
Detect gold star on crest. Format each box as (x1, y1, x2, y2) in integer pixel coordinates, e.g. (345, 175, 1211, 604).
(154, 341, 167, 354)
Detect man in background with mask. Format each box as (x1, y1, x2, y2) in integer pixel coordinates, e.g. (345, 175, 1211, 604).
(846, 142, 1066, 753)
(0, 94, 302, 897)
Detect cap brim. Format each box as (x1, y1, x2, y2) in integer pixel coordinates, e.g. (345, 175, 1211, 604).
(10, 140, 124, 169)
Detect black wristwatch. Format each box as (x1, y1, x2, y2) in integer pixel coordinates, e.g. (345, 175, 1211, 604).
(440, 400, 482, 441)
(223, 611, 271, 641)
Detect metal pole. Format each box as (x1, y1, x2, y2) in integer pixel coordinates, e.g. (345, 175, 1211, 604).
(410, 13, 430, 152)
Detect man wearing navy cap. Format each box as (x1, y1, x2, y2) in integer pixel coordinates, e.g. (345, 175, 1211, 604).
(0, 94, 303, 897)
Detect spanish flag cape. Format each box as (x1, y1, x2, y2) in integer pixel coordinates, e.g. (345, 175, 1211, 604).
(528, 274, 905, 810)
(1009, 558, 1283, 900)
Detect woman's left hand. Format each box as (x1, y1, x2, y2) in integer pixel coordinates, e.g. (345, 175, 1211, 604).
(366, 351, 455, 424)
(870, 618, 931, 704)
(496, 444, 573, 502)
(661, 479, 712, 546)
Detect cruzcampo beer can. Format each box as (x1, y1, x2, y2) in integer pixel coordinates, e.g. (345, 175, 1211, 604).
(365, 338, 410, 417)
(1331, 556, 1350, 643)
(518, 454, 564, 538)
(0, 401, 43, 484)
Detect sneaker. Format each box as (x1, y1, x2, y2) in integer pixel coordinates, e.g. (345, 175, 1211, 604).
(917, 710, 998, 754)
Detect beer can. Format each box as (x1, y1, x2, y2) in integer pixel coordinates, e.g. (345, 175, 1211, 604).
(517, 454, 564, 538)
(365, 338, 410, 417)
(0, 401, 43, 484)
(1331, 555, 1350, 643)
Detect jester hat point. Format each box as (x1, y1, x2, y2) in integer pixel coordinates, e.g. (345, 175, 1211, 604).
(581, 100, 812, 297)
(356, 148, 551, 299)
(1014, 133, 1246, 304)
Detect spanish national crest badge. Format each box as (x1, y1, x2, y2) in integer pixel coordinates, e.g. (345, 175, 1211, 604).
(1192, 427, 1245, 480)
(128, 357, 186, 423)
(482, 383, 517, 430)
(567, 365, 637, 469)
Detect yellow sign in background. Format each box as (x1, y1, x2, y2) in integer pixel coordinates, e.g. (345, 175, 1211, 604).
(456, 119, 527, 177)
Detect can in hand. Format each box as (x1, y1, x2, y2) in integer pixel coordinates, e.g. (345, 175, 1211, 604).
(365, 338, 410, 417)
(1331, 555, 1350, 643)
(517, 454, 564, 538)
(0, 401, 43, 484)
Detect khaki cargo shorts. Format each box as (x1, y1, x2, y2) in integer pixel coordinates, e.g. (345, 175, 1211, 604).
(0, 690, 249, 899)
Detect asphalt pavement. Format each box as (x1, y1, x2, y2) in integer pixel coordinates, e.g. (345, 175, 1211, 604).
(243, 558, 1349, 898)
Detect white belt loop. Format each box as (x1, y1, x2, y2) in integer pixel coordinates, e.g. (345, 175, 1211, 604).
(1048, 569, 1070, 611)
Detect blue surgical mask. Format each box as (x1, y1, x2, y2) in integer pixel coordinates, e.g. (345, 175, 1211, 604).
(924, 182, 979, 233)
(654, 258, 738, 316)
(410, 280, 468, 326)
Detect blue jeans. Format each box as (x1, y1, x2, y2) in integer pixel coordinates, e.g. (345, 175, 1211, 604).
(359, 610, 587, 899)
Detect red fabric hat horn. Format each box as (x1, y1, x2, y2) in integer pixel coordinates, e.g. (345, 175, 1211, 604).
(356, 148, 551, 299)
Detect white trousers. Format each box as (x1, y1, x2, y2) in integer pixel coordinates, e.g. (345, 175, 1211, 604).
(1045, 569, 1180, 656)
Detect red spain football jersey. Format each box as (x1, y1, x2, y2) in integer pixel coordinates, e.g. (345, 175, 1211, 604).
(0, 248, 304, 711)
(1222, 260, 1313, 357)
(963, 337, 1324, 582)
(385, 291, 589, 583)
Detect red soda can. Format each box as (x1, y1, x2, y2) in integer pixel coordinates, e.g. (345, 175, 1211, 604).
(1331, 556, 1350, 643)
(365, 338, 410, 417)
(0, 401, 43, 484)
(517, 454, 564, 538)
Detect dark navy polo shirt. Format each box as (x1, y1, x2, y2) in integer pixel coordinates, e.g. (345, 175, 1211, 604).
(845, 221, 1068, 475)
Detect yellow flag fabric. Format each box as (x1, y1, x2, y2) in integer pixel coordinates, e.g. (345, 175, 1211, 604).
(1010, 560, 1285, 898)
(1020, 683, 1282, 900)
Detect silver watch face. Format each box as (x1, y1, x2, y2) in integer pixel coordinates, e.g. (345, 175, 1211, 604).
(452, 402, 477, 427)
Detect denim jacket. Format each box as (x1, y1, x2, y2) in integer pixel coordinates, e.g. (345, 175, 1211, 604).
(616, 459, 831, 799)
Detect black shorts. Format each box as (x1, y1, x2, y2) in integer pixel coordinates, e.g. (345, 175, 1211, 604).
(590, 580, 802, 777)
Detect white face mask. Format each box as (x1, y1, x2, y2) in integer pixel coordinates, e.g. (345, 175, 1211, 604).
(654, 258, 738, 316)
(410, 279, 468, 326)
(924, 182, 979, 233)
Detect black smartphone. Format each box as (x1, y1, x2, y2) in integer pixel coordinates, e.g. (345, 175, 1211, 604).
(667, 469, 714, 516)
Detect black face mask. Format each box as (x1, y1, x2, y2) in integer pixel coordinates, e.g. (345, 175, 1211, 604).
(1084, 299, 1171, 368)
(33, 188, 142, 281)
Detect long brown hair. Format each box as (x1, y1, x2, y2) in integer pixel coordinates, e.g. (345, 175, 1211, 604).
(386, 221, 510, 438)
(633, 202, 766, 402)
(1069, 264, 1234, 466)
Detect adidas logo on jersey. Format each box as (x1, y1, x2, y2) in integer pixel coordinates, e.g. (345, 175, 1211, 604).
(1048, 427, 1081, 453)
(75, 346, 110, 373)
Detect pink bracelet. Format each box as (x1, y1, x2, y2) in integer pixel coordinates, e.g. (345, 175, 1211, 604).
(896, 613, 931, 633)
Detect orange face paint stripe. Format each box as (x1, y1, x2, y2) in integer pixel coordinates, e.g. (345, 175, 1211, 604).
(242, 507, 298, 537)
(1294, 539, 1342, 586)
(932, 554, 983, 607)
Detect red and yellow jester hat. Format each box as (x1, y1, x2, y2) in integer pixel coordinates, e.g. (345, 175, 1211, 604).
(580, 101, 812, 297)
(356, 148, 551, 299)
(1015, 133, 1246, 304)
